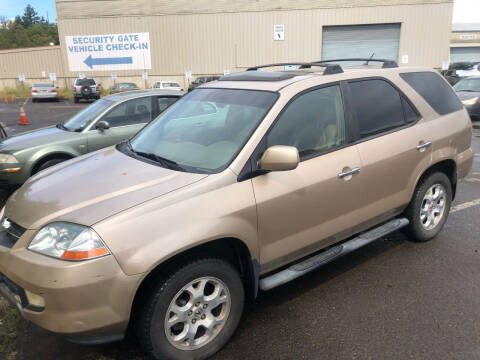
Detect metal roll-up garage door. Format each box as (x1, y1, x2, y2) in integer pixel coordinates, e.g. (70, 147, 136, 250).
(322, 23, 401, 62)
(450, 47, 480, 62)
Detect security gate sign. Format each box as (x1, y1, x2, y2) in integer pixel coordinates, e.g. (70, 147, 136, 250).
(65, 32, 151, 72)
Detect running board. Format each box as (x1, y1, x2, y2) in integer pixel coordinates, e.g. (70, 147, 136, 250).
(259, 218, 409, 291)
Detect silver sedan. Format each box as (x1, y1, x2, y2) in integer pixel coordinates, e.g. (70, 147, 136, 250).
(31, 83, 59, 102)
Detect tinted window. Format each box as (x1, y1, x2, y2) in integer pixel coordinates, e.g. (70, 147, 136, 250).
(400, 72, 463, 115)
(402, 97, 420, 123)
(267, 85, 346, 159)
(102, 97, 152, 127)
(349, 79, 405, 138)
(76, 78, 96, 86)
(157, 96, 178, 112)
(34, 83, 53, 88)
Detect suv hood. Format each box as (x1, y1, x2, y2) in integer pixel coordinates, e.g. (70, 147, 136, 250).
(0, 126, 77, 153)
(5, 147, 208, 229)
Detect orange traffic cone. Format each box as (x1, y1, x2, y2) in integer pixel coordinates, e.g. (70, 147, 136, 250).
(3, 95, 7, 103)
(10, 95, 15, 103)
(19, 106, 29, 125)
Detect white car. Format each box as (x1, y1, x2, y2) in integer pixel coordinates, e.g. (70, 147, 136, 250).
(31, 83, 59, 102)
(151, 81, 182, 91)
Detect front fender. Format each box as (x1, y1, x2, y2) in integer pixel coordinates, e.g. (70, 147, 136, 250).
(93, 174, 259, 276)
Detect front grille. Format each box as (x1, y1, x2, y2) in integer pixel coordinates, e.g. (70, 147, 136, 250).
(0, 217, 26, 248)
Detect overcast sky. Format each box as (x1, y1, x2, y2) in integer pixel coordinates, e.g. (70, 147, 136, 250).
(0, 0, 478, 24)
(453, 0, 480, 23)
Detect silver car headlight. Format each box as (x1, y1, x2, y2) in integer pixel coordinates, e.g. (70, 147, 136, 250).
(28, 222, 110, 261)
(0, 154, 18, 164)
(462, 97, 478, 106)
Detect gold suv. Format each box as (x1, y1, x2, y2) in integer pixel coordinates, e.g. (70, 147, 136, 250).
(0, 59, 473, 360)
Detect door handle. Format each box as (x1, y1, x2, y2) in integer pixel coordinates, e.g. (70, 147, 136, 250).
(338, 167, 360, 179)
(416, 141, 432, 152)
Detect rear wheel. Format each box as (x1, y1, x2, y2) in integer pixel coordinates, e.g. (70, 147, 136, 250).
(404, 172, 452, 242)
(136, 258, 244, 360)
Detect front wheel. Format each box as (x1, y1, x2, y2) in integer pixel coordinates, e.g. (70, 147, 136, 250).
(404, 172, 452, 242)
(136, 258, 245, 360)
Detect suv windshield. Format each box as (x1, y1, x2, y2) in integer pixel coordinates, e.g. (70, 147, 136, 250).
(453, 78, 480, 92)
(128, 88, 278, 172)
(76, 78, 96, 86)
(62, 98, 113, 131)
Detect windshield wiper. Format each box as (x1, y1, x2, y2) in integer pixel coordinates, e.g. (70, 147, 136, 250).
(56, 123, 69, 131)
(130, 147, 184, 171)
(456, 89, 476, 92)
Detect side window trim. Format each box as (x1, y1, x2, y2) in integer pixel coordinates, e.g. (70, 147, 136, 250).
(237, 81, 354, 181)
(344, 76, 422, 143)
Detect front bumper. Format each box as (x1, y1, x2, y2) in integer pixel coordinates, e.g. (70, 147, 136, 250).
(0, 163, 29, 186)
(0, 229, 143, 341)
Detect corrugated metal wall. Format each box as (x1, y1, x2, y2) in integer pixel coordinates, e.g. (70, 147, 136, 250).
(55, 0, 451, 18)
(0, 1, 453, 89)
(0, 46, 64, 88)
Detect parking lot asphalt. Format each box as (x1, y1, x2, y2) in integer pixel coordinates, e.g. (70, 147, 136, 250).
(0, 98, 89, 136)
(0, 101, 479, 360)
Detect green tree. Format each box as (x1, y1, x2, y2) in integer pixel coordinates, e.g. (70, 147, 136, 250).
(16, 4, 42, 28)
(0, 5, 58, 49)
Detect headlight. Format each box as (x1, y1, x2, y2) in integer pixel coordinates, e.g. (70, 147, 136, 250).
(28, 222, 110, 261)
(462, 97, 478, 105)
(0, 154, 18, 164)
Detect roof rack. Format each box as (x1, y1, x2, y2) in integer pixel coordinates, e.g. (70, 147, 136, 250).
(313, 58, 398, 68)
(246, 62, 344, 75)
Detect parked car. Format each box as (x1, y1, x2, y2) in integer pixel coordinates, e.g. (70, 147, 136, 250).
(110, 82, 140, 94)
(188, 76, 220, 91)
(0, 60, 473, 360)
(73, 78, 101, 103)
(31, 83, 58, 102)
(152, 81, 182, 91)
(0, 90, 183, 186)
(454, 76, 480, 121)
(443, 62, 480, 86)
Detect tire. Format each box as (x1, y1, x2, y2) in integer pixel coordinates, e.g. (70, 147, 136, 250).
(136, 258, 245, 360)
(74, 97, 79, 103)
(81, 85, 92, 96)
(32, 98, 36, 103)
(34, 158, 68, 174)
(404, 172, 452, 242)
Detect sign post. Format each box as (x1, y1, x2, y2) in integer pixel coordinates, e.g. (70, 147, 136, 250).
(49, 73, 57, 86)
(142, 71, 148, 89)
(273, 25, 285, 41)
(18, 73, 25, 91)
(111, 72, 117, 86)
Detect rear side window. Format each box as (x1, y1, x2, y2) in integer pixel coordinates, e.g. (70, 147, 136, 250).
(402, 98, 420, 123)
(349, 79, 406, 138)
(400, 72, 463, 115)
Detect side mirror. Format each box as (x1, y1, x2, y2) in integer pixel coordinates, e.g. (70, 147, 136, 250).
(259, 145, 299, 172)
(96, 120, 110, 130)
